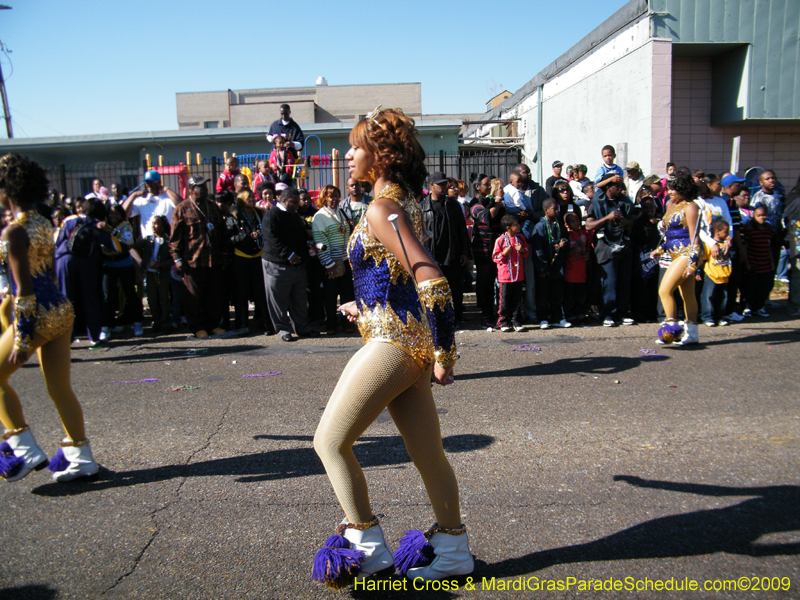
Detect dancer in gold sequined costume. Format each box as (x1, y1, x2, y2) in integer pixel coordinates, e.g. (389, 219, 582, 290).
(311, 109, 474, 588)
(0, 154, 99, 483)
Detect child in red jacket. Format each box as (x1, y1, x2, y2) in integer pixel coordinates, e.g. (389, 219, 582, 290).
(492, 214, 530, 332)
(563, 213, 591, 324)
(269, 135, 297, 185)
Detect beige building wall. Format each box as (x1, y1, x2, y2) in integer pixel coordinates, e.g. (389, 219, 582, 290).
(671, 58, 800, 178)
(230, 101, 315, 128)
(176, 83, 421, 129)
(176, 91, 229, 129)
(315, 83, 421, 122)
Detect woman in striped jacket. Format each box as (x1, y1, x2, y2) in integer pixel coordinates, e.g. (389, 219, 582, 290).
(312, 185, 355, 335)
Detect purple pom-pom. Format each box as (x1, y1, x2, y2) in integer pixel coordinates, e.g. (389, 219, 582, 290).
(393, 530, 435, 576)
(0, 442, 24, 478)
(47, 448, 70, 474)
(658, 322, 683, 344)
(311, 534, 365, 589)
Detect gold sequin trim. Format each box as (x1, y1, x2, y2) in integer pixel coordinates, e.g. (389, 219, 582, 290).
(14, 294, 36, 351)
(335, 515, 381, 535)
(60, 438, 90, 447)
(8, 212, 56, 279)
(417, 277, 457, 368)
(356, 301, 434, 370)
(2, 426, 30, 439)
(663, 200, 689, 228)
(36, 299, 75, 342)
(424, 523, 467, 538)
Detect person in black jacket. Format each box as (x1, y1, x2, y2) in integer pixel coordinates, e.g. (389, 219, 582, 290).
(227, 190, 272, 334)
(420, 171, 470, 322)
(135, 215, 174, 334)
(261, 188, 319, 342)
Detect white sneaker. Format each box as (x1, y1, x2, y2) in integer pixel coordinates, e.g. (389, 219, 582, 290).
(622, 318, 635, 326)
(603, 318, 615, 327)
(755, 308, 770, 317)
(742, 309, 752, 317)
(718, 320, 729, 326)
(500, 326, 512, 332)
(133, 322, 144, 337)
(99, 327, 110, 342)
(704, 321, 716, 327)
(724, 312, 745, 322)
(513, 326, 524, 332)
(554, 319, 571, 328)
(540, 321, 550, 330)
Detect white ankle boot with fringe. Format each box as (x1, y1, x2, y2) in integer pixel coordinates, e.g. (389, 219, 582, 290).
(342, 522, 394, 576)
(0, 427, 49, 482)
(675, 321, 699, 346)
(48, 438, 99, 482)
(395, 524, 474, 581)
(312, 516, 394, 588)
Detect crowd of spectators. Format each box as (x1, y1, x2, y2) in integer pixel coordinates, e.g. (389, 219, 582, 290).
(7, 141, 799, 347)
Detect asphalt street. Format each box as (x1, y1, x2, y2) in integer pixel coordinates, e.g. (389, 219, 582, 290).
(1, 296, 798, 600)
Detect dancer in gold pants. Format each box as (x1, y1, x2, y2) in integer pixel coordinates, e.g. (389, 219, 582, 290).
(311, 109, 473, 588)
(0, 153, 99, 482)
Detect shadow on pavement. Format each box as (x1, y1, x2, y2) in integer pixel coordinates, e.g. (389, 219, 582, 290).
(0, 585, 59, 600)
(458, 355, 648, 380)
(69, 344, 264, 365)
(30, 434, 494, 497)
(476, 476, 800, 580)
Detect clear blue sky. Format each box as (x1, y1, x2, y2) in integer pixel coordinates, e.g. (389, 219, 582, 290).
(0, 0, 630, 139)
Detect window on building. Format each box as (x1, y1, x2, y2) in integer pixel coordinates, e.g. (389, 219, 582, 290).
(204, 121, 219, 129)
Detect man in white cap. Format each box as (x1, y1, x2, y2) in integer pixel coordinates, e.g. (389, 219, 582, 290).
(122, 170, 181, 237)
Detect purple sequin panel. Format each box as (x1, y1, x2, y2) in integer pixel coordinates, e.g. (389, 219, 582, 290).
(349, 236, 423, 324)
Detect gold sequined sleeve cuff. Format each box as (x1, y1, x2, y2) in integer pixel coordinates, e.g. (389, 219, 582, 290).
(418, 277, 457, 368)
(14, 294, 36, 352)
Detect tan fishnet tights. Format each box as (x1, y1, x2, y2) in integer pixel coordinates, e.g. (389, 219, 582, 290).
(314, 342, 461, 528)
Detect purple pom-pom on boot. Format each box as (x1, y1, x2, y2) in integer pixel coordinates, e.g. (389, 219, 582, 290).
(393, 529, 434, 576)
(47, 439, 99, 482)
(311, 533, 364, 589)
(1, 427, 49, 482)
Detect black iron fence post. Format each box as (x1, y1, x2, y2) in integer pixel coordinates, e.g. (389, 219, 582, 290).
(439, 150, 444, 173)
(211, 157, 218, 187)
(58, 164, 67, 197)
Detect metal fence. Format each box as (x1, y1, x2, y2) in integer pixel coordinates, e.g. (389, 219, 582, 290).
(43, 148, 522, 200)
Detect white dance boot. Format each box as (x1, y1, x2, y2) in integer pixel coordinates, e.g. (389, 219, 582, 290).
(342, 521, 394, 576)
(675, 322, 699, 346)
(49, 438, 99, 482)
(1, 427, 49, 482)
(405, 526, 474, 581)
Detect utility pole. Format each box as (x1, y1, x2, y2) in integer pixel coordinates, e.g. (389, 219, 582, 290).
(0, 5, 12, 139)
(0, 58, 12, 138)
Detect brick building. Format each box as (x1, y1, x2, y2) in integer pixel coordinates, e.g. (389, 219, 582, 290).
(466, 0, 800, 184)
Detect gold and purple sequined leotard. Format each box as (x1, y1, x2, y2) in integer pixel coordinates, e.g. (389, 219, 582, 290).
(661, 201, 700, 268)
(347, 183, 456, 369)
(0, 211, 74, 341)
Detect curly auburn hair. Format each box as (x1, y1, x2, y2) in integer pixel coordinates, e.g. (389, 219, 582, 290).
(0, 153, 49, 208)
(349, 108, 427, 196)
(667, 171, 699, 200)
(316, 184, 341, 209)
